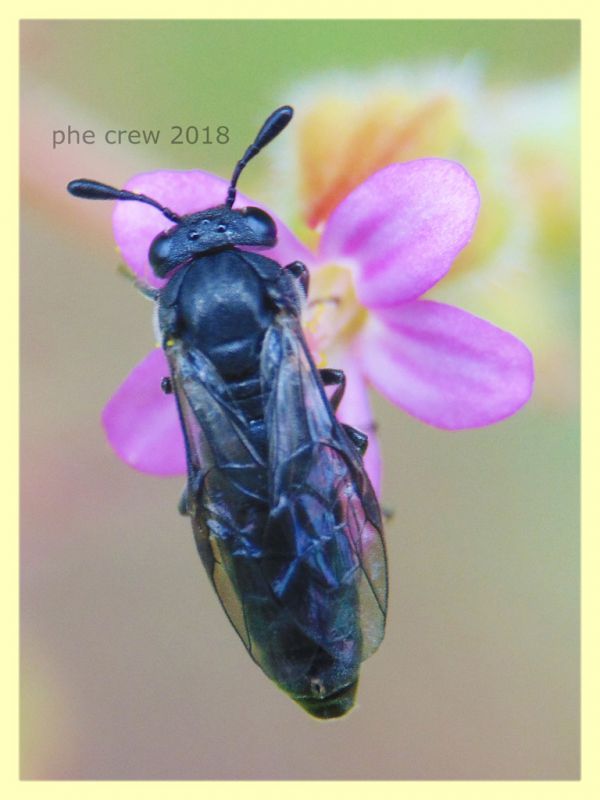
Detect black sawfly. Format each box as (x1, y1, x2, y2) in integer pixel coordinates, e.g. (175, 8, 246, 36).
(67, 106, 388, 719)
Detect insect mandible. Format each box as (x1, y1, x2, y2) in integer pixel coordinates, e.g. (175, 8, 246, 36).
(67, 106, 388, 719)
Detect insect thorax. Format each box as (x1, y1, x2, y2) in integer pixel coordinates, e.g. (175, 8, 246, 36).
(160, 249, 278, 380)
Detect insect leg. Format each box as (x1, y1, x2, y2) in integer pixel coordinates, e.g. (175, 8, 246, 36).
(284, 260, 309, 295)
(116, 262, 160, 300)
(342, 424, 369, 456)
(178, 484, 189, 516)
(178, 468, 207, 517)
(319, 368, 346, 411)
(134, 280, 160, 301)
(320, 368, 370, 454)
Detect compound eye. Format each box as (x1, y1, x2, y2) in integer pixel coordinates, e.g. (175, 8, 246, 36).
(242, 207, 277, 246)
(149, 231, 173, 276)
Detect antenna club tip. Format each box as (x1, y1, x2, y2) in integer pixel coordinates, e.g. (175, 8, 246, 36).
(273, 105, 294, 127)
(67, 179, 84, 195)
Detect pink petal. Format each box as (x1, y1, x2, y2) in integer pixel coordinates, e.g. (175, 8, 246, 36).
(359, 300, 534, 429)
(102, 348, 187, 475)
(329, 351, 382, 495)
(113, 170, 313, 287)
(319, 160, 480, 308)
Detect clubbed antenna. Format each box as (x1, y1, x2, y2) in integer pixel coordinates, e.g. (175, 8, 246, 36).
(67, 179, 181, 223)
(225, 105, 294, 208)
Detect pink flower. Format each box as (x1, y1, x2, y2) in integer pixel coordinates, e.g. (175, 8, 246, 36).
(103, 160, 534, 492)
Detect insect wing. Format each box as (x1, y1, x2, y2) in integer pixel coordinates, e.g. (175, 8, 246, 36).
(165, 341, 269, 656)
(164, 314, 387, 707)
(260, 313, 388, 662)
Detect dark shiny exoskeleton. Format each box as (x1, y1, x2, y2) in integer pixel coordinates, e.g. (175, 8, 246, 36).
(67, 106, 388, 718)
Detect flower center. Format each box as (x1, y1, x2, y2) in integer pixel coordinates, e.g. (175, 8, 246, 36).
(303, 264, 367, 365)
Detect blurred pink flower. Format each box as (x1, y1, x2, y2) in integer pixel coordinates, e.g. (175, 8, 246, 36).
(103, 161, 533, 492)
(276, 66, 577, 411)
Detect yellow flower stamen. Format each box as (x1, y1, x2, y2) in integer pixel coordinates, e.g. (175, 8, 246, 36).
(303, 264, 368, 362)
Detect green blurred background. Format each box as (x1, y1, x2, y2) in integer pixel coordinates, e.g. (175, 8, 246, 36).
(20, 20, 579, 780)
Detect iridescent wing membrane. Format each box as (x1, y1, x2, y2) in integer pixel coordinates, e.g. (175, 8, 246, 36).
(166, 342, 269, 657)
(260, 313, 388, 662)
